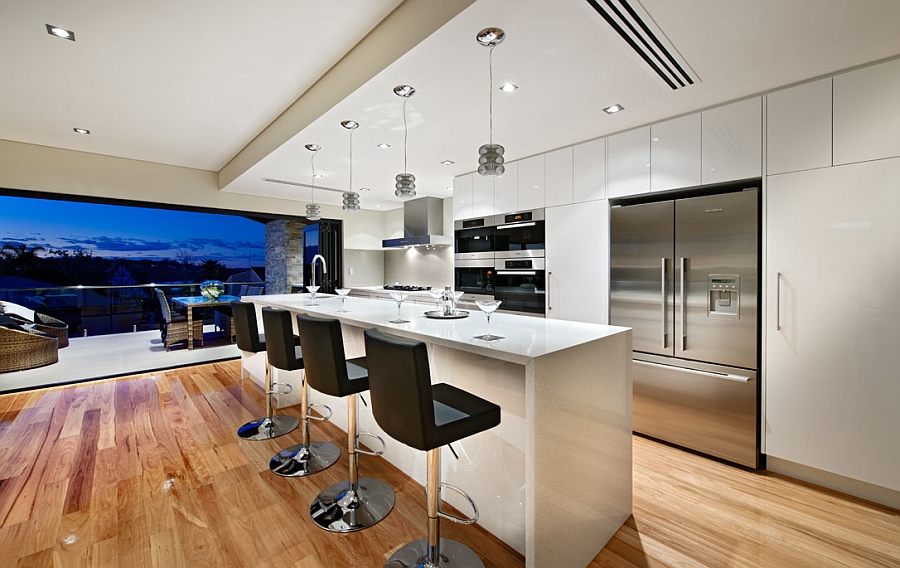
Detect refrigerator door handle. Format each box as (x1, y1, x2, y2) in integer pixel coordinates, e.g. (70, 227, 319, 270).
(635, 360, 752, 382)
(776, 272, 782, 330)
(547, 271, 552, 311)
(680, 257, 687, 350)
(661, 258, 667, 349)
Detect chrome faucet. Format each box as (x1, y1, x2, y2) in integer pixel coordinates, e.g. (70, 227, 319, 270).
(311, 254, 327, 288)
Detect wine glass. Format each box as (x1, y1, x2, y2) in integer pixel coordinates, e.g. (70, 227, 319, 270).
(427, 289, 443, 314)
(473, 300, 503, 341)
(388, 291, 410, 323)
(335, 288, 352, 312)
(306, 285, 320, 306)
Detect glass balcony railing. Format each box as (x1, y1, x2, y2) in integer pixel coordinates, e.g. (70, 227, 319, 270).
(0, 282, 265, 337)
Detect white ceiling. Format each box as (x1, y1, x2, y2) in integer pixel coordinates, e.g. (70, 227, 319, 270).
(4, 0, 900, 213)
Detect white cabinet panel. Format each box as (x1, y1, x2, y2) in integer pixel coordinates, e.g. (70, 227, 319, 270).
(702, 98, 761, 184)
(494, 161, 518, 214)
(574, 137, 606, 203)
(766, 159, 900, 490)
(452, 173, 473, 220)
(834, 58, 900, 165)
(767, 78, 832, 175)
(545, 147, 574, 207)
(472, 171, 495, 217)
(545, 200, 608, 324)
(608, 126, 650, 198)
(651, 114, 701, 191)
(518, 154, 545, 210)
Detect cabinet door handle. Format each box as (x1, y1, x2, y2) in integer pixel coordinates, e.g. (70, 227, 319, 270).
(680, 257, 687, 350)
(547, 271, 552, 311)
(661, 258, 667, 349)
(776, 272, 782, 331)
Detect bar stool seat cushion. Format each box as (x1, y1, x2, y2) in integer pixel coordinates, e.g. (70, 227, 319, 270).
(295, 312, 369, 397)
(429, 384, 500, 450)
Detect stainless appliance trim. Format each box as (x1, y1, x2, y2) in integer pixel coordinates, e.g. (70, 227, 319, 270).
(492, 208, 545, 224)
(660, 257, 667, 349)
(496, 221, 536, 230)
(776, 271, 782, 330)
(455, 258, 494, 269)
(497, 270, 536, 276)
(454, 251, 495, 262)
(495, 250, 544, 260)
(500, 257, 545, 270)
(547, 270, 552, 312)
(680, 256, 687, 350)
(453, 215, 498, 231)
(635, 359, 752, 382)
(634, 352, 757, 376)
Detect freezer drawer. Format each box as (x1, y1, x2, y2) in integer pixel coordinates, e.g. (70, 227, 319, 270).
(633, 355, 759, 468)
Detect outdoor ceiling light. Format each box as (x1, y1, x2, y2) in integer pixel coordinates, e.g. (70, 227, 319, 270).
(393, 85, 416, 198)
(73, 128, 90, 134)
(305, 144, 322, 221)
(603, 104, 625, 114)
(476, 27, 506, 177)
(500, 82, 518, 93)
(46, 24, 75, 41)
(342, 119, 360, 211)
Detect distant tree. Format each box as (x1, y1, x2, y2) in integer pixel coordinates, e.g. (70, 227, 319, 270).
(198, 259, 229, 281)
(176, 249, 196, 266)
(0, 242, 46, 276)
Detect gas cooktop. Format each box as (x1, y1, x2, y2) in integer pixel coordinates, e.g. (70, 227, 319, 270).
(383, 285, 432, 292)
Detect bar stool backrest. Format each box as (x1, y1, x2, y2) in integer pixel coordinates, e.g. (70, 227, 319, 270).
(231, 300, 264, 353)
(262, 307, 303, 371)
(363, 328, 436, 451)
(295, 313, 353, 398)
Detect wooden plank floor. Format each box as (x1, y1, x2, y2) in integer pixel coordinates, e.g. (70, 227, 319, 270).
(0, 361, 897, 567)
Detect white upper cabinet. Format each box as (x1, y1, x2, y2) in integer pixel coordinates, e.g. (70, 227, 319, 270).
(544, 147, 574, 207)
(767, 78, 832, 175)
(651, 114, 701, 191)
(833, 58, 900, 165)
(608, 126, 651, 198)
(573, 137, 606, 203)
(494, 160, 518, 214)
(472, 171, 495, 217)
(452, 173, 473, 220)
(518, 154, 545, 210)
(701, 97, 762, 184)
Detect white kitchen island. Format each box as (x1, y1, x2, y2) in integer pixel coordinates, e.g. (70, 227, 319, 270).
(246, 293, 632, 568)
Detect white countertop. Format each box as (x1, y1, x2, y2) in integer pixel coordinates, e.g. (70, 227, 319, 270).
(249, 293, 630, 365)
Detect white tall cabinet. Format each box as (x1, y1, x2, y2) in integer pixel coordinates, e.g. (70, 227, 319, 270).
(765, 159, 900, 492)
(545, 200, 608, 324)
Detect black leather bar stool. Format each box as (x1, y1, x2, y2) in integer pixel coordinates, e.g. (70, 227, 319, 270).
(263, 307, 340, 477)
(234, 301, 299, 440)
(364, 328, 501, 568)
(297, 313, 395, 532)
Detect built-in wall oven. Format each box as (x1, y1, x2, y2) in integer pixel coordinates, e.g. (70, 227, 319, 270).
(494, 257, 546, 315)
(493, 209, 545, 260)
(454, 216, 495, 261)
(454, 260, 494, 302)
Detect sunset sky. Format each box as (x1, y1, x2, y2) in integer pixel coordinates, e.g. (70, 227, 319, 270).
(0, 195, 266, 268)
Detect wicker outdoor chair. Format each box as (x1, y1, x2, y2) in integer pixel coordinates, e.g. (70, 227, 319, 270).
(33, 312, 69, 348)
(0, 325, 59, 373)
(155, 288, 203, 351)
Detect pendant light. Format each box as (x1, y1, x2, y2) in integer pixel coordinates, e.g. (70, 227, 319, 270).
(341, 120, 361, 211)
(393, 84, 416, 198)
(476, 27, 506, 177)
(305, 143, 322, 221)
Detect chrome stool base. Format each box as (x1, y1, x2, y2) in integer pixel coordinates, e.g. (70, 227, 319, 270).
(237, 415, 299, 441)
(310, 477, 395, 533)
(268, 441, 340, 477)
(384, 538, 484, 568)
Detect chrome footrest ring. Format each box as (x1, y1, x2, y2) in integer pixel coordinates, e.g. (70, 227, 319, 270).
(436, 482, 479, 524)
(269, 382, 292, 396)
(355, 432, 386, 456)
(308, 403, 332, 421)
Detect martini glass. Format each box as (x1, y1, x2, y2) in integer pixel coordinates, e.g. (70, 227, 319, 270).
(388, 291, 410, 323)
(473, 300, 503, 341)
(306, 285, 320, 306)
(335, 288, 352, 312)
(427, 289, 444, 314)
(450, 290, 465, 312)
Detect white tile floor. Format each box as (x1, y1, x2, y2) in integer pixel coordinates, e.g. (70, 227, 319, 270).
(0, 325, 240, 393)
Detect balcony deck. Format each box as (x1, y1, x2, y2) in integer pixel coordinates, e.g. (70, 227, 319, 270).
(0, 324, 239, 393)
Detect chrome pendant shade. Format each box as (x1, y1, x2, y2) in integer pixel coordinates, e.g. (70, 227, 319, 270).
(477, 27, 506, 177)
(393, 85, 416, 198)
(305, 143, 322, 221)
(341, 120, 361, 211)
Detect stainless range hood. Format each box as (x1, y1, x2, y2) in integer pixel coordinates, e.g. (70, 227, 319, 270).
(382, 196, 452, 248)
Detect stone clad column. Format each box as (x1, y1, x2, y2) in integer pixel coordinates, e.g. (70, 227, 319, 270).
(265, 220, 306, 294)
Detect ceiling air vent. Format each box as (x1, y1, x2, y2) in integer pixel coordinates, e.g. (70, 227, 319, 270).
(262, 177, 344, 194)
(585, 0, 697, 90)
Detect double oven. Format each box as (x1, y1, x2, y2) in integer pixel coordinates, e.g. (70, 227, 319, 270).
(454, 209, 546, 316)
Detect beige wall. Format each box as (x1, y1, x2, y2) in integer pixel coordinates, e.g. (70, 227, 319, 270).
(343, 249, 385, 287)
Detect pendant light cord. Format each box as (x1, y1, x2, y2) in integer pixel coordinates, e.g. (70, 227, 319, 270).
(310, 151, 317, 204)
(348, 127, 354, 192)
(489, 45, 495, 144)
(402, 97, 409, 173)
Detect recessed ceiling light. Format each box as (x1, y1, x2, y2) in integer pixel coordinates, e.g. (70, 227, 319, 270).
(602, 104, 624, 114)
(359, 187, 371, 192)
(500, 82, 518, 93)
(441, 160, 454, 165)
(375, 205, 382, 208)
(305, 144, 320, 152)
(446, 186, 453, 191)
(341, 120, 359, 130)
(377, 143, 390, 149)
(313, 173, 324, 178)
(46, 24, 75, 41)
(651, 136, 660, 142)
(73, 128, 90, 135)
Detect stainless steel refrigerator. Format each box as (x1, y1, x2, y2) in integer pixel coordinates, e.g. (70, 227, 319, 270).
(610, 188, 760, 467)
